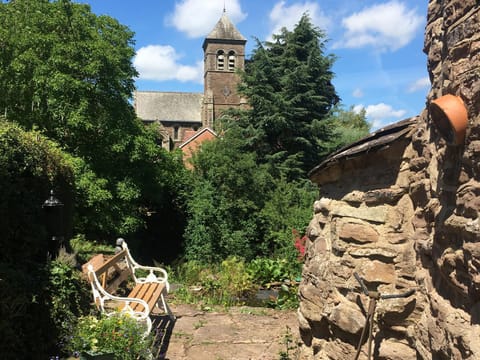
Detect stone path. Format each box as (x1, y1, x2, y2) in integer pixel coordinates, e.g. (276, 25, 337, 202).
(151, 304, 301, 360)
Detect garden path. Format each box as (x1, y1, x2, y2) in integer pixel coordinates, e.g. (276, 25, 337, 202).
(151, 303, 300, 360)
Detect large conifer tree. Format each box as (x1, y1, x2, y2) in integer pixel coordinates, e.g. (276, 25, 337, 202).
(237, 14, 339, 178)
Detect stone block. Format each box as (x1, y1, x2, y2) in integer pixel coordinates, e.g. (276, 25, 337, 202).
(364, 188, 405, 205)
(362, 261, 396, 285)
(409, 179, 431, 207)
(327, 299, 365, 335)
(332, 205, 388, 223)
(338, 222, 379, 244)
(341, 190, 364, 205)
(349, 247, 397, 261)
(378, 339, 416, 360)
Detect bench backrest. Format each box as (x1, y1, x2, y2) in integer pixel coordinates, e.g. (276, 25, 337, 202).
(87, 249, 132, 295)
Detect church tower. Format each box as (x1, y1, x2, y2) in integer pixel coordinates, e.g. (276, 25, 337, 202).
(202, 11, 246, 128)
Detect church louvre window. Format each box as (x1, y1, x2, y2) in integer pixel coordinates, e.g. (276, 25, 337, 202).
(173, 126, 179, 140)
(217, 50, 225, 70)
(228, 51, 235, 71)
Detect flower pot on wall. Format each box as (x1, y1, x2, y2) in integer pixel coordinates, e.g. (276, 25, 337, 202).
(429, 94, 468, 146)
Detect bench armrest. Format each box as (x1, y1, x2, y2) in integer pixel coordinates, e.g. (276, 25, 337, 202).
(121, 241, 170, 292)
(87, 264, 151, 319)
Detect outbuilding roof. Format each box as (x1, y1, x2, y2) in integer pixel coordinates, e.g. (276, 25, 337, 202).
(308, 117, 417, 182)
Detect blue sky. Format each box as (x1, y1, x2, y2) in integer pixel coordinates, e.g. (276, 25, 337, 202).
(76, 0, 430, 130)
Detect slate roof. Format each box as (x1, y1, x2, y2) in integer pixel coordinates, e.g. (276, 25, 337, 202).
(134, 91, 203, 123)
(203, 12, 246, 49)
(308, 117, 418, 181)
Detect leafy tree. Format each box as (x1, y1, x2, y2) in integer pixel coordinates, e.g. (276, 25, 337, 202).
(183, 121, 318, 262)
(237, 14, 339, 178)
(324, 105, 371, 154)
(0, 0, 187, 239)
(184, 125, 273, 262)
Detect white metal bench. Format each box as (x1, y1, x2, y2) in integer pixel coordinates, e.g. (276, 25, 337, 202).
(86, 239, 175, 334)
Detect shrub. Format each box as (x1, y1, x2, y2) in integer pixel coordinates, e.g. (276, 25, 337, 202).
(247, 257, 300, 286)
(47, 257, 91, 356)
(0, 118, 74, 264)
(171, 257, 256, 306)
(70, 234, 115, 264)
(67, 312, 153, 360)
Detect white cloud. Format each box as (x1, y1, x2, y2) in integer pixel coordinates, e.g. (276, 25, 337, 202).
(334, 1, 424, 52)
(354, 102, 407, 129)
(408, 76, 430, 93)
(268, 1, 332, 40)
(134, 45, 203, 84)
(166, 0, 246, 38)
(352, 88, 364, 98)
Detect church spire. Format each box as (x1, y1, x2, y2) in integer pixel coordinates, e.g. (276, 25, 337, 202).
(202, 11, 246, 50)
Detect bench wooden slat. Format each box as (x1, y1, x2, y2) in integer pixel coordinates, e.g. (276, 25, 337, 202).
(128, 282, 165, 312)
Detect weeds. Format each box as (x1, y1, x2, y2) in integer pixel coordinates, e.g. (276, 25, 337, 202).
(278, 326, 298, 360)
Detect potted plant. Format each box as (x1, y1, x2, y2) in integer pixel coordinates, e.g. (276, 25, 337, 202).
(68, 312, 153, 360)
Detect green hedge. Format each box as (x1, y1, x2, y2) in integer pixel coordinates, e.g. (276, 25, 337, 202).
(0, 118, 74, 263)
(0, 118, 77, 358)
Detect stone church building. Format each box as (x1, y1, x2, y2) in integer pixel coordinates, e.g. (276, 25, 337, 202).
(133, 12, 247, 150)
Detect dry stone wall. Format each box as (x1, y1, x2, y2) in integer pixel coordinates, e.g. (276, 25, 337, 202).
(298, 1, 480, 359)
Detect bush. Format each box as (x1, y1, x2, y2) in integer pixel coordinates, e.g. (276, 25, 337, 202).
(0, 264, 52, 358)
(0, 119, 74, 264)
(70, 234, 115, 264)
(47, 256, 91, 356)
(247, 257, 298, 286)
(172, 257, 256, 306)
(0, 119, 76, 358)
(67, 312, 153, 360)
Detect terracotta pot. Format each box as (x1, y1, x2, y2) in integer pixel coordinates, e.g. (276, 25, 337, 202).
(429, 94, 468, 145)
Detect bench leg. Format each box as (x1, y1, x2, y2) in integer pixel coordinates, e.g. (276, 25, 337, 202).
(158, 292, 175, 321)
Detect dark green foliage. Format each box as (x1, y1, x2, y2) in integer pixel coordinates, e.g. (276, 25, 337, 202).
(0, 264, 53, 358)
(183, 122, 318, 263)
(237, 14, 340, 178)
(0, 118, 74, 263)
(184, 127, 273, 262)
(259, 178, 317, 260)
(0, 119, 84, 358)
(0, 0, 188, 239)
(47, 257, 91, 356)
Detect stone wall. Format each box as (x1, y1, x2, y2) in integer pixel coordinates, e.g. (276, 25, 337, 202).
(298, 1, 480, 359)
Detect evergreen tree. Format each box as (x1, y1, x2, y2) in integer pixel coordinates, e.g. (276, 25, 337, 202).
(237, 14, 339, 178)
(183, 14, 370, 263)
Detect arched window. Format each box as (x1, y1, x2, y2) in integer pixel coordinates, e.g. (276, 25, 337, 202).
(228, 51, 235, 71)
(216, 50, 225, 70)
